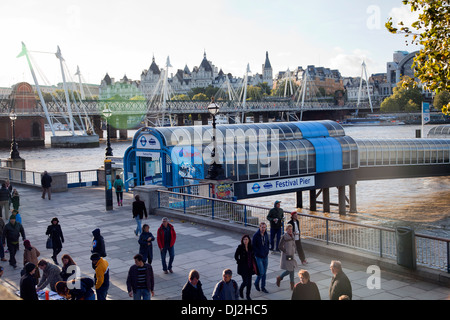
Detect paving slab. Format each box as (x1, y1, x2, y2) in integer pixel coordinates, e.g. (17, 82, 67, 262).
(0, 185, 449, 302)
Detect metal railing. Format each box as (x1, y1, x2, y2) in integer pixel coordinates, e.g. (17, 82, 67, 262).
(66, 170, 99, 188)
(0, 164, 99, 189)
(157, 189, 450, 273)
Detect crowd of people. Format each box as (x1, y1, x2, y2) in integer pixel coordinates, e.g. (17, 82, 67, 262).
(0, 177, 353, 301)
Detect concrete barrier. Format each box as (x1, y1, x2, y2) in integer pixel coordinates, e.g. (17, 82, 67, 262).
(43, 172, 67, 192)
(133, 185, 168, 215)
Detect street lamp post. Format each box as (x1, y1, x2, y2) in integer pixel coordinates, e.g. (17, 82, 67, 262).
(102, 107, 113, 157)
(102, 107, 113, 211)
(9, 112, 21, 159)
(206, 98, 224, 180)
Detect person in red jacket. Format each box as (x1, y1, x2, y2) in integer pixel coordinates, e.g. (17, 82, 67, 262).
(157, 217, 176, 274)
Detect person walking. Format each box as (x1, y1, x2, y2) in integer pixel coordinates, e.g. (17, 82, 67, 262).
(329, 260, 352, 300)
(291, 269, 321, 300)
(36, 259, 62, 292)
(138, 224, 155, 264)
(252, 222, 270, 294)
(10, 188, 20, 212)
(288, 211, 307, 265)
(23, 240, 41, 281)
(91, 228, 107, 257)
(234, 234, 256, 300)
(60, 254, 77, 281)
(276, 224, 298, 290)
(0, 217, 5, 262)
(90, 253, 110, 300)
(4, 179, 12, 210)
(212, 269, 239, 300)
(55, 277, 95, 300)
(20, 263, 38, 300)
(41, 171, 52, 200)
(157, 217, 176, 274)
(2, 215, 26, 269)
(126, 254, 155, 300)
(45, 217, 64, 265)
(267, 200, 284, 251)
(113, 175, 124, 206)
(132, 195, 147, 236)
(181, 269, 207, 301)
(0, 183, 10, 220)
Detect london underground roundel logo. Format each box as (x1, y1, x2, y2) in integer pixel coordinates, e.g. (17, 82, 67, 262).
(140, 136, 147, 147)
(252, 183, 260, 193)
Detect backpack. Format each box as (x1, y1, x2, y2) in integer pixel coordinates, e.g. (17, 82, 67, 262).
(218, 279, 238, 292)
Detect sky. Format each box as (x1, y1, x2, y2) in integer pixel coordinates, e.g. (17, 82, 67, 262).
(0, 0, 420, 88)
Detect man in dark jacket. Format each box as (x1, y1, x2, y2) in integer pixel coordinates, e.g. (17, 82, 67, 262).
(267, 200, 284, 251)
(182, 269, 207, 300)
(2, 215, 25, 268)
(0, 183, 10, 220)
(41, 171, 52, 200)
(132, 195, 147, 236)
(20, 263, 38, 300)
(252, 222, 270, 294)
(126, 254, 154, 300)
(329, 260, 352, 300)
(91, 228, 107, 257)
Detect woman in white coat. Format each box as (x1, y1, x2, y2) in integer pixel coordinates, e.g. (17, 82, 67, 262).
(276, 224, 298, 290)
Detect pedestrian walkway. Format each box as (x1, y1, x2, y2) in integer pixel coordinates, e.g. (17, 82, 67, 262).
(1, 185, 449, 300)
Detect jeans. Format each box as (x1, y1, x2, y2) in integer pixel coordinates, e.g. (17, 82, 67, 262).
(160, 246, 174, 271)
(7, 242, 19, 267)
(270, 227, 281, 250)
(133, 288, 151, 300)
(96, 283, 109, 300)
(0, 201, 9, 220)
(280, 270, 295, 283)
(135, 217, 142, 235)
(0, 238, 4, 259)
(254, 256, 268, 289)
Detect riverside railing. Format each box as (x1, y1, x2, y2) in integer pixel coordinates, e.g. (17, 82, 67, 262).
(157, 189, 450, 273)
(0, 165, 99, 188)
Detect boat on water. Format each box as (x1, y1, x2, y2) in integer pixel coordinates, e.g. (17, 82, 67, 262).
(340, 116, 405, 126)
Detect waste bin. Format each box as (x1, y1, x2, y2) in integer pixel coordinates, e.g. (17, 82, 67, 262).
(395, 226, 417, 270)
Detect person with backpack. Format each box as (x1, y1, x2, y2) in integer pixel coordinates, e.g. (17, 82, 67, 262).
(211, 268, 239, 300)
(113, 175, 124, 206)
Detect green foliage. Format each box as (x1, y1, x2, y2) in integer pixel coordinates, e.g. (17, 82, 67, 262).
(380, 78, 423, 112)
(386, 0, 450, 114)
(192, 93, 208, 100)
(433, 90, 450, 110)
(171, 94, 190, 101)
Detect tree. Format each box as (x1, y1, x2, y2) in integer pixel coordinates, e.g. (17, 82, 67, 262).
(380, 77, 423, 112)
(192, 93, 208, 100)
(171, 94, 190, 101)
(386, 0, 450, 114)
(433, 90, 450, 111)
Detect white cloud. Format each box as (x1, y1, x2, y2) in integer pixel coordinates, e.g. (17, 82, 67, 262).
(328, 48, 382, 77)
(389, 5, 421, 30)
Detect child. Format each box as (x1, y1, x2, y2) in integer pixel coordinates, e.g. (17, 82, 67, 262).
(11, 189, 20, 211)
(11, 209, 22, 224)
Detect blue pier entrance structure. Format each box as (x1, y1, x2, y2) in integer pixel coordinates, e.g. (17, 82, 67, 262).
(123, 120, 359, 201)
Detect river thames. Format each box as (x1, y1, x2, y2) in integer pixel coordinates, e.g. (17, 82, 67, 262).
(0, 124, 449, 238)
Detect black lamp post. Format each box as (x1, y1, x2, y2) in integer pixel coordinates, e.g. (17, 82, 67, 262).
(9, 112, 21, 159)
(206, 98, 224, 180)
(102, 107, 113, 157)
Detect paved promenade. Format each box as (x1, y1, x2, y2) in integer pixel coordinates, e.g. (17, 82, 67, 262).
(1, 185, 449, 301)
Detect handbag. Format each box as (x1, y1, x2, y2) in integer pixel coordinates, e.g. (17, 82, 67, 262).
(46, 236, 53, 249)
